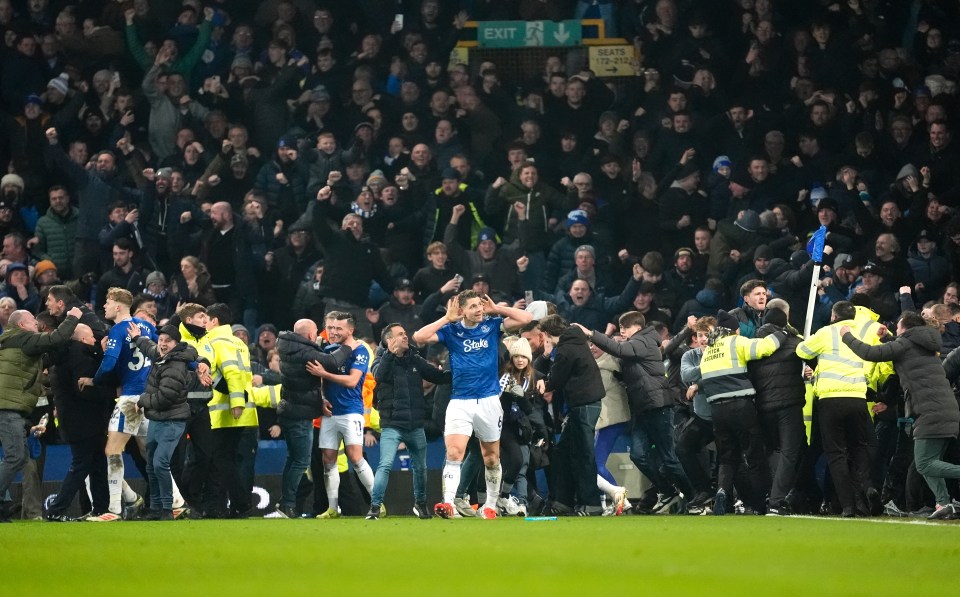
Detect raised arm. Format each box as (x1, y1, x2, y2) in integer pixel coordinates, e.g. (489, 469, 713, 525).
(19, 310, 81, 355)
(482, 294, 532, 331)
(584, 327, 652, 362)
(413, 296, 461, 345)
(841, 331, 905, 363)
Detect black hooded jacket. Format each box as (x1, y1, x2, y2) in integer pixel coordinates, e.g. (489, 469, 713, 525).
(541, 326, 604, 408)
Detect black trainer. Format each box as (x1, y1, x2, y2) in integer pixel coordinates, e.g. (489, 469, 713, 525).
(412, 502, 432, 519)
(365, 506, 380, 520)
(865, 487, 882, 516)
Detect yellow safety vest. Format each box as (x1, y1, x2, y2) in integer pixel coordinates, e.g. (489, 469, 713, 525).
(797, 319, 870, 399)
(203, 324, 258, 430)
(700, 333, 783, 401)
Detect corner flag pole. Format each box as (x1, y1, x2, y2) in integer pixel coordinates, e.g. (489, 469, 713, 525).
(803, 225, 827, 338)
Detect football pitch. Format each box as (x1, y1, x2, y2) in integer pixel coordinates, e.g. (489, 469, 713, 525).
(4, 516, 957, 595)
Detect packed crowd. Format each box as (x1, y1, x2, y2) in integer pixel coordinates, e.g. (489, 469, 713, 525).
(2, 0, 960, 521)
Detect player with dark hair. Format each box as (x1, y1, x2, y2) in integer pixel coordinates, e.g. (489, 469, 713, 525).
(413, 290, 532, 519)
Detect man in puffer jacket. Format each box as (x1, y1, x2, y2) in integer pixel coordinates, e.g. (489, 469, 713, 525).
(129, 324, 198, 521)
(369, 323, 451, 519)
(270, 319, 352, 518)
(578, 311, 696, 514)
(747, 302, 806, 515)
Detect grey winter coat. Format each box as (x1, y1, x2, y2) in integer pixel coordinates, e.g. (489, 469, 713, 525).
(844, 326, 960, 439)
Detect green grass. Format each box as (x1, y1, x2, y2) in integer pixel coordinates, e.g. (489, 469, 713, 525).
(4, 516, 958, 595)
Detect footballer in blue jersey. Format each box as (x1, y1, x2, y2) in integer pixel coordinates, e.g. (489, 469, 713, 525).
(322, 342, 370, 416)
(436, 316, 502, 400)
(80, 288, 183, 521)
(307, 311, 378, 518)
(94, 316, 157, 396)
(412, 290, 533, 520)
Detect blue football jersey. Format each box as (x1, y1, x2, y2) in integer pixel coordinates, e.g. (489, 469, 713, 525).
(323, 343, 369, 416)
(94, 317, 157, 396)
(436, 316, 502, 400)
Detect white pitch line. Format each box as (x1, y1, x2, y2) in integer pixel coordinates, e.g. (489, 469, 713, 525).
(784, 514, 958, 527)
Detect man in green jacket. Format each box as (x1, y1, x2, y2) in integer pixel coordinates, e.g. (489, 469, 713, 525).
(0, 306, 82, 522)
(33, 186, 78, 280)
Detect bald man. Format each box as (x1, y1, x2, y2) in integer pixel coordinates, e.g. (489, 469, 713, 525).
(46, 322, 117, 521)
(195, 201, 254, 323)
(266, 319, 354, 518)
(0, 306, 82, 521)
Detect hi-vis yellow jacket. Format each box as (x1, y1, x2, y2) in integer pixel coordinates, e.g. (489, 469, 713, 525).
(797, 319, 870, 399)
(202, 324, 257, 429)
(700, 332, 784, 402)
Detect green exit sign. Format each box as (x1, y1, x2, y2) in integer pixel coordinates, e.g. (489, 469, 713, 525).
(478, 20, 582, 49)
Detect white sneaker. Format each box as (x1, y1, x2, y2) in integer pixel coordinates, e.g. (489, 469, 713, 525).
(612, 487, 628, 516)
(453, 496, 477, 518)
(496, 496, 526, 517)
(86, 512, 121, 522)
(263, 510, 289, 519)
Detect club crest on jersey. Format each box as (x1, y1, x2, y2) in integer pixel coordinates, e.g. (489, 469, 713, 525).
(480, 325, 490, 333)
(463, 338, 489, 352)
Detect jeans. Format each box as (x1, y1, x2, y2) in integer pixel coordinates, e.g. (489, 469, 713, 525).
(278, 416, 314, 510)
(370, 427, 428, 507)
(551, 403, 602, 509)
(631, 406, 695, 497)
(49, 435, 109, 516)
(0, 411, 27, 497)
(914, 437, 960, 506)
(146, 420, 187, 511)
(515, 445, 530, 502)
(758, 406, 805, 506)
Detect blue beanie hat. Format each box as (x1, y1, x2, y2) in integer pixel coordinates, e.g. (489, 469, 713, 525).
(713, 156, 732, 172)
(477, 227, 498, 245)
(566, 209, 590, 229)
